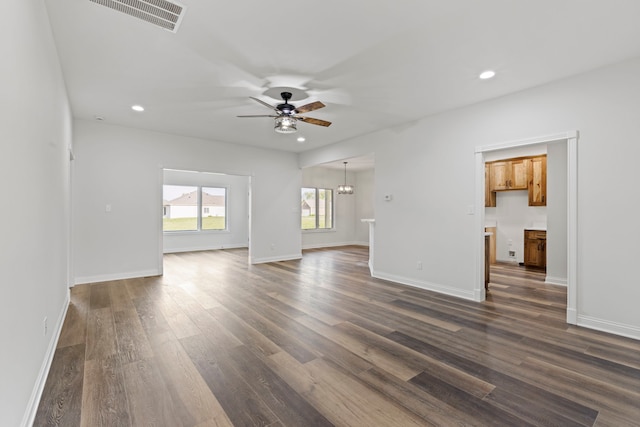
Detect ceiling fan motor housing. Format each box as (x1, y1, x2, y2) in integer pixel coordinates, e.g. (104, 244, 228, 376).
(277, 92, 295, 114)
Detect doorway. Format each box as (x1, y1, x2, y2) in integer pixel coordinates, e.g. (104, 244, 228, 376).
(475, 131, 578, 324)
(157, 167, 252, 274)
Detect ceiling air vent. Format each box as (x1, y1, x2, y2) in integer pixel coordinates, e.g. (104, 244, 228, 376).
(89, 0, 186, 33)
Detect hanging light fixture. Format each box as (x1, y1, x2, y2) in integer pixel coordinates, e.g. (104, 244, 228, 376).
(337, 161, 354, 194)
(274, 116, 297, 133)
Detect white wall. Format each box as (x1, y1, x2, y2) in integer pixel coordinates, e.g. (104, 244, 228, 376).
(163, 169, 249, 253)
(300, 57, 640, 339)
(0, 2, 72, 426)
(546, 141, 568, 285)
(354, 168, 375, 243)
(301, 167, 374, 249)
(487, 191, 547, 263)
(73, 120, 301, 283)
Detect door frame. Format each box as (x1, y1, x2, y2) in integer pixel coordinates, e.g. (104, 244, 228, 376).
(475, 131, 578, 325)
(157, 166, 254, 273)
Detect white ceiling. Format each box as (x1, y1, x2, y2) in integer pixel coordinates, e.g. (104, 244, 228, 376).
(45, 0, 640, 153)
(318, 153, 376, 172)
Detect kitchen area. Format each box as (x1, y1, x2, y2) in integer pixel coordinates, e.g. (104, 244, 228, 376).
(484, 150, 548, 272)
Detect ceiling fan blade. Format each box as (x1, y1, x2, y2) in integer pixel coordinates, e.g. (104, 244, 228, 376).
(237, 114, 279, 118)
(295, 101, 325, 114)
(297, 116, 332, 127)
(249, 96, 278, 112)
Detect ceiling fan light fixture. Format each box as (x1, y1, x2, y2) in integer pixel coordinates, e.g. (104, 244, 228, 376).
(274, 116, 297, 133)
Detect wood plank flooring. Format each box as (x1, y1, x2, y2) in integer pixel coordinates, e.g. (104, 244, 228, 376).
(34, 247, 640, 426)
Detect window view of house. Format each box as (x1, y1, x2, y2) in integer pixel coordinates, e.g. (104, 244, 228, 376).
(301, 187, 333, 230)
(201, 187, 226, 230)
(163, 185, 198, 231)
(163, 185, 226, 231)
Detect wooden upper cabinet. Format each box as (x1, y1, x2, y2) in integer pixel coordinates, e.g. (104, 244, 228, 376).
(489, 158, 530, 191)
(485, 163, 496, 207)
(528, 156, 547, 206)
(489, 161, 510, 191)
(509, 158, 529, 190)
(486, 155, 546, 206)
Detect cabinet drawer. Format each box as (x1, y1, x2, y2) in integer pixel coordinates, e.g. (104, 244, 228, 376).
(525, 230, 546, 239)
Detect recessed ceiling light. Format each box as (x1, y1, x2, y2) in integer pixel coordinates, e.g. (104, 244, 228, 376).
(131, 105, 145, 112)
(297, 137, 306, 143)
(479, 70, 496, 80)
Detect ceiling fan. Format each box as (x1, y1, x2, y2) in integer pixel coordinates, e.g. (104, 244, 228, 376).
(238, 91, 331, 134)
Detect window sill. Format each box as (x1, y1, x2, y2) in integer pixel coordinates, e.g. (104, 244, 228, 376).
(302, 229, 336, 234)
(163, 230, 230, 235)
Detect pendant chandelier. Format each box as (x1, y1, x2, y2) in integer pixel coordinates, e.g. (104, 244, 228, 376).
(337, 161, 354, 194)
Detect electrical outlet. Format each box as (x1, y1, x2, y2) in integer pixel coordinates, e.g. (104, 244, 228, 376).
(417, 261, 423, 270)
(270, 243, 276, 251)
(43, 317, 48, 336)
(509, 250, 516, 257)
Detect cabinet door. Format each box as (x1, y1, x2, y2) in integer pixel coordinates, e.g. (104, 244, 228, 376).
(509, 158, 529, 190)
(524, 230, 546, 268)
(485, 227, 496, 264)
(539, 239, 547, 268)
(490, 161, 510, 191)
(485, 164, 496, 207)
(524, 238, 541, 266)
(528, 156, 547, 206)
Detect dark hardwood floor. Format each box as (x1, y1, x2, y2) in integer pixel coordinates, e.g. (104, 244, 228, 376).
(35, 247, 640, 426)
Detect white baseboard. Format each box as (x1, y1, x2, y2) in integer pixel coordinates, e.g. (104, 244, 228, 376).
(371, 270, 476, 301)
(251, 253, 302, 264)
(577, 314, 640, 341)
(74, 268, 161, 286)
(302, 241, 368, 250)
(545, 276, 567, 286)
(21, 289, 70, 427)
(163, 243, 248, 254)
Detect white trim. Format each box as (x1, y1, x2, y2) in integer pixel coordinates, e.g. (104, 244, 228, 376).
(545, 276, 567, 286)
(475, 131, 578, 153)
(577, 315, 640, 341)
(158, 165, 164, 276)
(372, 270, 476, 301)
(21, 289, 70, 427)
(250, 253, 302, 264)
(566, 136, 579, 325)
(475, 131, 579, 325)
(302, 241, 368, 250)
(474, 151, 486, 302)
(74, 269, 161, 286)
(164, 244, 248, 254)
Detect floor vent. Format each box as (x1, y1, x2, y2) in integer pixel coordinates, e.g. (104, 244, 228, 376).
(89, 0, 186, 33)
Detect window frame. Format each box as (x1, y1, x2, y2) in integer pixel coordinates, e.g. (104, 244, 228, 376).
(301, 187, 334, 231)
(163, 185, 228, 233)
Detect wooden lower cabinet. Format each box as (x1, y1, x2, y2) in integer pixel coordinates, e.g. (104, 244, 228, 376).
(524, 229, 546, 268)
(484, 227, 496, 264)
